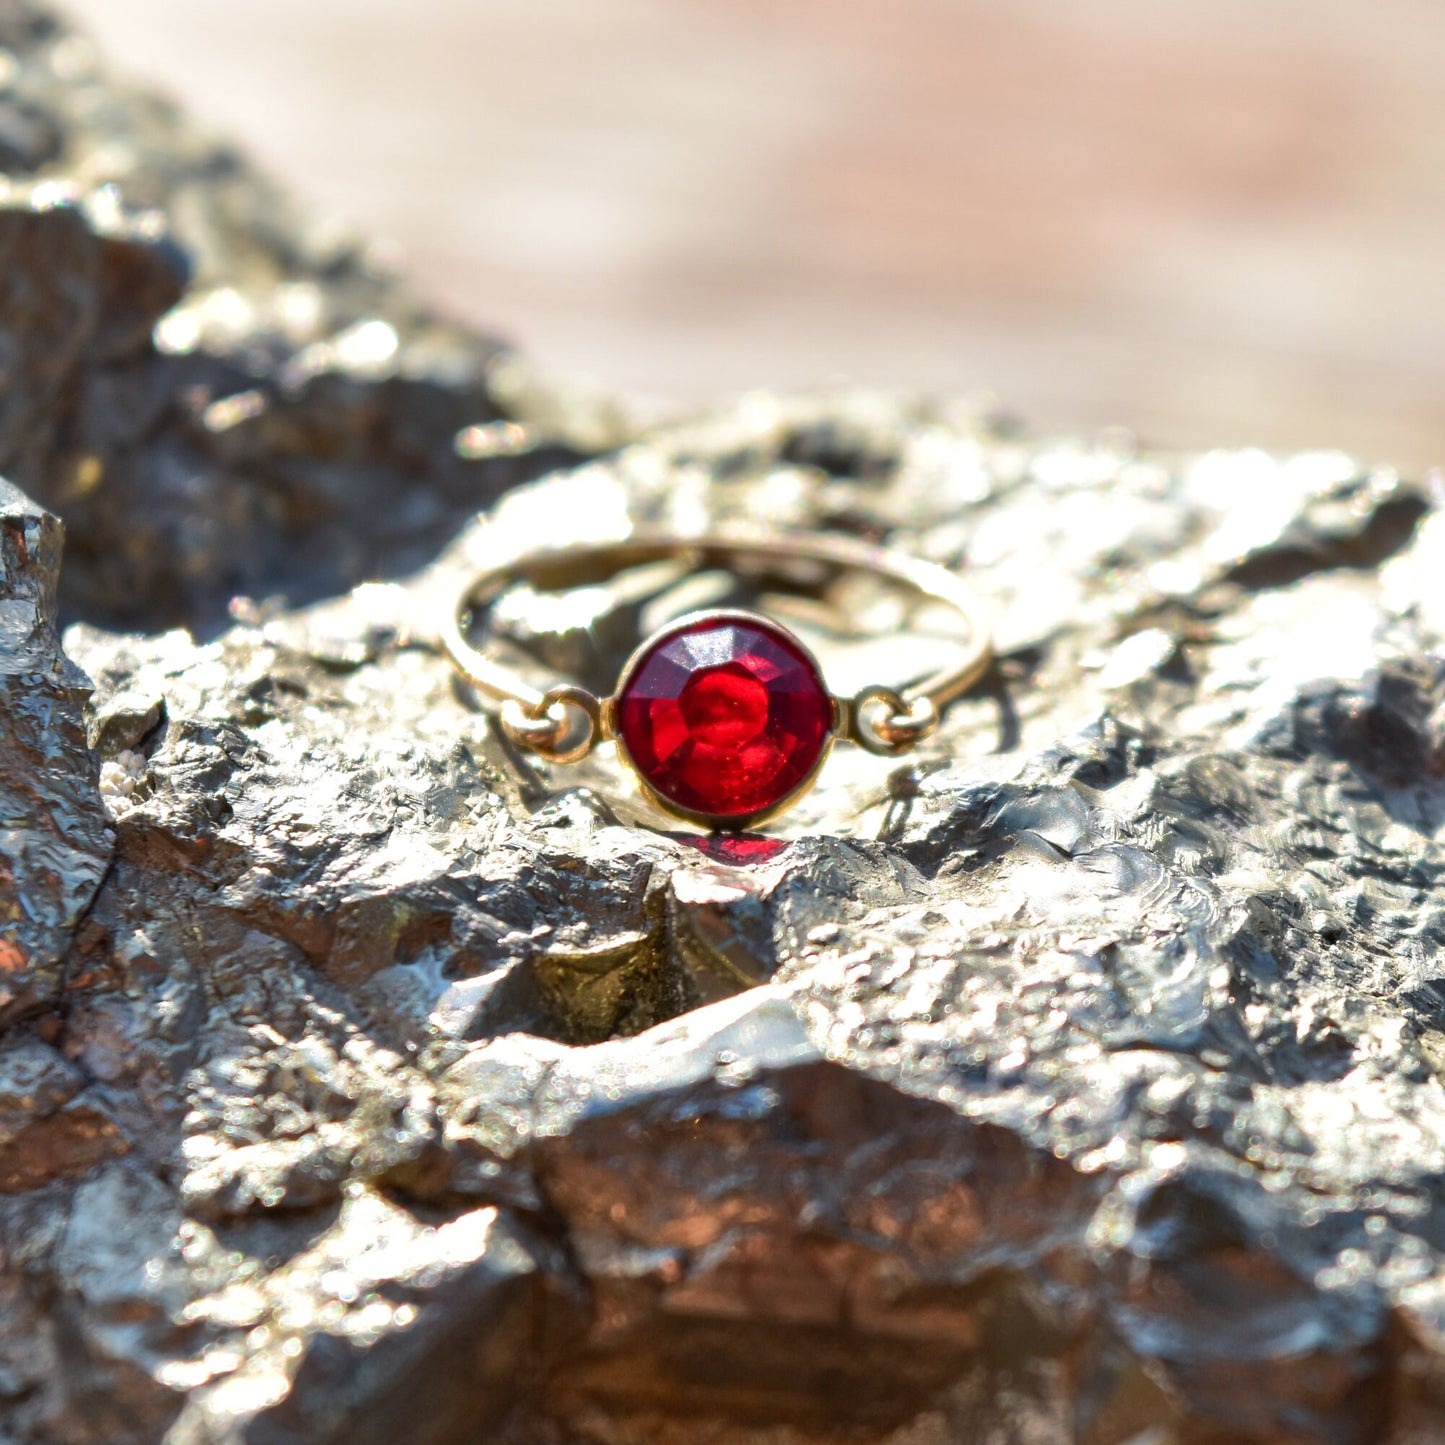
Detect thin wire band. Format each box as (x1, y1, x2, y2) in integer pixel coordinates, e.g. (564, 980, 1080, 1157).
(441, 531, 993, 758)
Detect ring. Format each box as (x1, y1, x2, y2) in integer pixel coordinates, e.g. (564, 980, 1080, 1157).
(441, 532, 992, 830)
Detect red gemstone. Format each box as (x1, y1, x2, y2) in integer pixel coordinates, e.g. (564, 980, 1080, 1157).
(616, 615, 834, 821)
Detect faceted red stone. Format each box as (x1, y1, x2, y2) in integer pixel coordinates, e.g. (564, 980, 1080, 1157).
(616, 615, 833, 821)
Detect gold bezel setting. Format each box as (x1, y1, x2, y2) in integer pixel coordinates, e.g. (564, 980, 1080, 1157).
(606, 608, 842, 832)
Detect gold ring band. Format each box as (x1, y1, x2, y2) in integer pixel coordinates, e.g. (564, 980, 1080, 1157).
(442, 531, 992, 828)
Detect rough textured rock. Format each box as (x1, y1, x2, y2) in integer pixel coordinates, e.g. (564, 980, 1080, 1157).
(0, 477, 109, 1025)
(0, 2, 618, 638)
(2, 4, 1445, 1444)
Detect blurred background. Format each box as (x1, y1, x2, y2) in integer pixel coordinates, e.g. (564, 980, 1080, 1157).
(65, 0, 1445, 472)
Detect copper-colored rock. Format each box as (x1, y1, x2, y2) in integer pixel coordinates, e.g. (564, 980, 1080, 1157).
(0, 478, 110, 1025)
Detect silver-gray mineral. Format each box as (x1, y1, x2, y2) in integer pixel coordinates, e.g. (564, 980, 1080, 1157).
(2, 5, 1445, 1444)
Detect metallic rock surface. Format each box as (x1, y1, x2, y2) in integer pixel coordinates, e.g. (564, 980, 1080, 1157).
(2, 4, 1445, 1444)
(0, 3, 620, 639)
(0, 478, 109, 1026)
